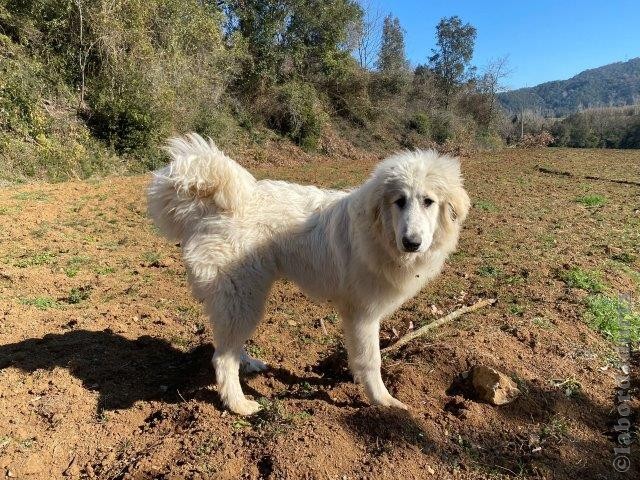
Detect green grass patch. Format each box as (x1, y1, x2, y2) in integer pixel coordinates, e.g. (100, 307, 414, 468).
(142, 251, 162, 267)
(575, 194, 606, 207)
(322, 312, 339, 324)
(540, 415, 569, 441)
(508, 303, 526, 316)
(532, 317, 554, 330)
(66, 286, 92, 304)
(251, 398, 307, 436)
(611, 251, 636, 265)
(14, 251, 57, 268)
(195, 438, 222, 457)
(246, 344, 264, 358)
(585, 295, 640, 344)
(477, 265, 502, 278)
(65, 255, 92, 278)
(12, 191, 50, 202)
(21, 296, 58, 310)
(169, 335, 191, 351)
(176, 305, 200, 323)
(560, 267, 604, 293)
(94, 265, 116, 275)
(539, 233, 557, 249)
(473, 200, 497, 212)
(232, 419, 252, 429)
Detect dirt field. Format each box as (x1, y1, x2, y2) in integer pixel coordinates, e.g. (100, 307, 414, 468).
(0, 148, 639, 479)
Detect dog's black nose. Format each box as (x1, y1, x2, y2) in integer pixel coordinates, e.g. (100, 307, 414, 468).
(402, 237, 421, 252)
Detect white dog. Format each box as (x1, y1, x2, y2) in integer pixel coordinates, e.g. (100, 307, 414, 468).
(148, 134, 470, 415)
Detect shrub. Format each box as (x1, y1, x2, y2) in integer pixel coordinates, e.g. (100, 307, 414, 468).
(620, 118, 640, 148)
(67, 285, 92, 304)
(519, 131, 554, 148)
(408, 113, 431, 136)
(429, 110, 454, 143)
(371, 70, 411, 96)
(266, 82, 327, 150)
(323, 57, 374, 126)
(0, 35, 48, 137)
(475, 130, 504, 150)
(87, 69, 172, 155)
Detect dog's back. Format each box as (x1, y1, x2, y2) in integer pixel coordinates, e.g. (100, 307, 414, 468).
(148, 134, 348, 244)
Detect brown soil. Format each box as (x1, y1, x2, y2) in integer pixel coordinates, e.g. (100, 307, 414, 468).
(0, 147, 639, 479)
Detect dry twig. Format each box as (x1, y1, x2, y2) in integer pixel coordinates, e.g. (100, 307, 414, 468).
(381, 298, 497, 353)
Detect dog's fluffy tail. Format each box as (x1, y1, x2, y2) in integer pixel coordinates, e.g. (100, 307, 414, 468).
(147, 133, 256, 241)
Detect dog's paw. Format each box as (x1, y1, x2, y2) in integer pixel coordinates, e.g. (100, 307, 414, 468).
(373, 394, 409, 410)
(229, 398, 262, 416)
(241, 356, 268, 373)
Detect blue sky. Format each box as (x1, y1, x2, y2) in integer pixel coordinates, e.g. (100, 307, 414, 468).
(369, 0, 640, 90)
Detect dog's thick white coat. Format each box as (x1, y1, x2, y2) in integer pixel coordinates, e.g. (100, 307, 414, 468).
(148, 134, 470, 415)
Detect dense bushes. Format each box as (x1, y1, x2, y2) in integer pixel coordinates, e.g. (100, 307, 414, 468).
(0, 29, 119, 181)
(0, 0, 239, 180)
(1, 1, 513, 182)
(503, 105, 640, 149)
(265, 82, 327, 150)
(550, 107, 640, 149)
(0, 37, 47, 138)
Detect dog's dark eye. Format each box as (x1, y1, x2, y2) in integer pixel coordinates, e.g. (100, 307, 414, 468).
(394, 196, 406, 209)
(423, 197, 434, 207)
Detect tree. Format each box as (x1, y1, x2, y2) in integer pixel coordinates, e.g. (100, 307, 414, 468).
(221, 0, 291, 88)
(222, 0, 362, 89)
(428, 16, 476, 103)
(285, 0, 363, 76)
(351, 0, 383, 70)
(376, 14, 408, 73)
(476, 56, 512, 126)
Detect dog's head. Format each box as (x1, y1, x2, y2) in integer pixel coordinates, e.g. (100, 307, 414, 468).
(368, 150, 470, 259)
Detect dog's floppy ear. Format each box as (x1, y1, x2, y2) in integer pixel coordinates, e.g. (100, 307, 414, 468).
(438, 182, 470, 234)
(366, 174, 387, 227)
(447, 184, 470, 224)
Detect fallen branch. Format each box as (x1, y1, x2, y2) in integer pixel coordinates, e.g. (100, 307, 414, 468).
(381, 298, 497, 354)
(537, 166, 640, 187)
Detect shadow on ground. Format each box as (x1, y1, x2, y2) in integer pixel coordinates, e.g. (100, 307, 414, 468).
(0, 329, 215, 411)
(0, 329, 355, 413)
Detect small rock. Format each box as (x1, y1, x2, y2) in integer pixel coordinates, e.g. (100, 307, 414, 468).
(426, 465, 435, 475)
(6, 469, 15, 478)
(84, 463, 96, 479)
(471, 365, 520, 405)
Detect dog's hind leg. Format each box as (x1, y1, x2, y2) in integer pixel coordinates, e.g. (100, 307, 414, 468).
(240, 349, 268, 373)
(207, 273, 271, 416)
(342, 314, 409, 410)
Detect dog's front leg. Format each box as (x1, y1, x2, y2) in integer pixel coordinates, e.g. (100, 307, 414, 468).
(342, 315, 408, 410)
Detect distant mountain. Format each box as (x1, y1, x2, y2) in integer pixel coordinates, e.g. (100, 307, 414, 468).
(498, 58, 640, 117)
